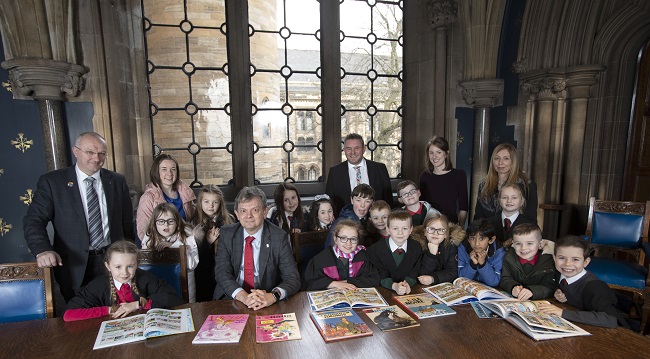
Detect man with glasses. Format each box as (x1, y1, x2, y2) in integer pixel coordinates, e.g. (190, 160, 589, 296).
(213, 186, 301, 310)
(24, 132, 134, 304)
(325, 133, 393, 212)
(396, 180, 440, 226)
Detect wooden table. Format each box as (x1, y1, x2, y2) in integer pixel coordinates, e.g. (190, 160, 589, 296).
(1, 287, 649, 358)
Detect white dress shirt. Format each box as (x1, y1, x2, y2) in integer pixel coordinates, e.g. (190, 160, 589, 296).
(75, 164, 109, 248)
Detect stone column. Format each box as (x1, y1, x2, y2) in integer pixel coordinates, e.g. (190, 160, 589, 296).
(428, 0, 457, 137)
(2, 59, 86, 171)
(459, 79, 504, 220)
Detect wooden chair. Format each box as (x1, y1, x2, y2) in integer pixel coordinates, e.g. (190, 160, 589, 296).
(139, 247, 189, 302)
(292, 230, 328, 275)
(0, 262, 53, 323)
(583, 197, 650, 333)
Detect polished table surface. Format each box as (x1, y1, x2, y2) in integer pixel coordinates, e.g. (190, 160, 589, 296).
(1, 287, 649, 359)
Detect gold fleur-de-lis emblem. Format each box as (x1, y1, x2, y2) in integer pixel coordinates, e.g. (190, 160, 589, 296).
(1, 81, 11, 92)
(0, 218, 12, 237)
(11, 133, 33, 153)
(457, 131, 464, 145)
(20, 189, 34, 205)
(0, 168, 4, 177)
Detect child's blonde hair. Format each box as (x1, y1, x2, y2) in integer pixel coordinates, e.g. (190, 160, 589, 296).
(104, 240, 147, 311)
(145, 203, 188, 248)
(498, 183, 526, 212)
(422, 212, 466, 247)
(192, 185, 233, 243)
(332, 219, 366, 245)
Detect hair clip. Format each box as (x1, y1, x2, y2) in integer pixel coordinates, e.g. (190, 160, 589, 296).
(314, 194, 330, 201)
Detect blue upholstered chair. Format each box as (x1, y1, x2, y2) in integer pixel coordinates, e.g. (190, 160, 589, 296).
(138, 247, 188, 302)
(293, 230, 328, 275)
(583, 197, 650, 333)
(0, 262, 53, 323)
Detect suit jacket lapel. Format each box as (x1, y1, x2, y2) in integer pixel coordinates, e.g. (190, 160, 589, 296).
(231, 225, 244, 276)
(67, 167, 87, 227)
(381, 240, 398, 274)
(257, 223, 272, 282)
(100, 169, 115, 220)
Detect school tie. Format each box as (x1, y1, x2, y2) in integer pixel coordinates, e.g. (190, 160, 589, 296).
(504, 218, 511, 232)
(85, 177, 104, 249)
(394, 248, 405, 255)
(354, 165, 362, 185)
(243, 236, 255, 291)
(288, 215, 294, 228)
(560, 278, 568, 286)
(117, 283, 134, 303)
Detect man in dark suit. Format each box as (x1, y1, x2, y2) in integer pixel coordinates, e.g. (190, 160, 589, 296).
(326, 133, 393, 211)
(23, 132, 134, 302)
(214, 186, 300, 310)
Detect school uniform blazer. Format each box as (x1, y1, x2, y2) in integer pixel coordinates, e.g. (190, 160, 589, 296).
(325, 159, 393, 211)
(213, 221, 301, 300)
(66, 269, 184, 310)
(499, 249, 556, 300)
(302, 247, 380, 291)
(489, 212, 535, 243)
(366, 238, 422, 284)
(23, 166, 134, 300)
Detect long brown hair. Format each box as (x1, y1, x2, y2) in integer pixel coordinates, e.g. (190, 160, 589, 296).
(480, 143, 529, 200)
(272, 182, 304, 232)
(150, 154, 180, 191)
(424, 136, 453, 172)
(191, 185, 233, 235)
(145, 203, 187, 248)
(104, 241, 147, 310)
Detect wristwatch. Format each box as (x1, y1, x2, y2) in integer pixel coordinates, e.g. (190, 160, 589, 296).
(271, 289, 281, 302)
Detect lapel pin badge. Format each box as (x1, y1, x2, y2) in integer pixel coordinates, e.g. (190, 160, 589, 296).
(67, 181, 74, 187)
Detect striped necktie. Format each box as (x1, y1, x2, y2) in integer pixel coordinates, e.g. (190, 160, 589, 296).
(354, 166, 362, 185)
(85, 177, 104, 249)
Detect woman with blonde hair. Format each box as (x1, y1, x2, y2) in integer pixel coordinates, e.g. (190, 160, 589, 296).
(474, 143, 538, 222)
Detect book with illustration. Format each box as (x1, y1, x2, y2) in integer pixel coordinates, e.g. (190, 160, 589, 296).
(255, 313, 302, 343)
(310, 309, 373, 342)
(362, 305, 420, 332)
(480, 300, 591, 341)
(93, 308, 195, 350)
(470, 302, 500, 318)
(423, 277, 510, 305)
(192, 314, 249, 344)
(307, 287, 389, 312)
(393, 293, 456, 319)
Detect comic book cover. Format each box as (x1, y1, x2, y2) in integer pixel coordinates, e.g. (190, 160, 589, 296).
(255, 313, 302, 343)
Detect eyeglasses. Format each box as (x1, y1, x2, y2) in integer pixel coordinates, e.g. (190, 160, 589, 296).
(75, 146, 107, 158)
(399, 189, 418, 198)
(155, 219, 177, 226)
(425, 227, 446, 235)
(336, 236, 359, 244)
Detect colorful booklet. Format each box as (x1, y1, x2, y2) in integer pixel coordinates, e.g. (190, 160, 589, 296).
(93, 308, 195, 350)
(362, 305, 420, 332)
(255, 313, 302, 343)
(307, 287, 389, 312)
(471, 302, 500, 318)
(393, 293, 456, 319)
(481, 300, 591, 341)
(192, 314, 249, 344)
(310, 309, 373, 342)
(423, 277, 510, 305)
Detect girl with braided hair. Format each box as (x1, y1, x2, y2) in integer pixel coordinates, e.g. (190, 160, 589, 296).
(63, 240, 182, 321)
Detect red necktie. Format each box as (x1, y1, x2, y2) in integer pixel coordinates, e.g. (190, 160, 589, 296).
(243, 236, 255, 292)
(560, 278, 568, 286)
(394, 248, 405, 255)
(288, 215, 294, 228)
(504, 218, 511, 232)
(117, 283, 134, 304)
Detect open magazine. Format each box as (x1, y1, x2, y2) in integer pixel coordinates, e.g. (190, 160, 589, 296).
(393, 293, 456, 319)
(93, 308, 194, 350)
(307, 287, 389, 312)
(481, 300, 591, 341)
(423, 277, 510, 305)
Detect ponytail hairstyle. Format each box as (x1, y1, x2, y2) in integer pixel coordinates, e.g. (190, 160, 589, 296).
(104, 240, 147, 311)
(145, 203, 187, 249)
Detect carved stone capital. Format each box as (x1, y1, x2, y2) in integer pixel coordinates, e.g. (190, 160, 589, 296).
(1, 58, 88, 101)
(512, 60, 528, 75)
(520, 76, 565, 100)
(565, 64, 606, 99)
(459, 79, 503, 108)
(428, 0, 458, 28)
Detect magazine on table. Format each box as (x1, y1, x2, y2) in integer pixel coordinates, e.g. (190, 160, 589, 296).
(480, 300, 591, 341)
(393, 293, 456, 319)
(362, 305, 420, 332)
(310, 309, 373, 342)
(93, 308, 194, 350)
(192, 314, 249, 344)
(255, 313, 302, 343)
(307, 287, 389, 312)
(423, 277, 510, 305)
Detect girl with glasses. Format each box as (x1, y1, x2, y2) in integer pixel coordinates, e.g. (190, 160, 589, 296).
(302, 219, 379, 291)
(416, 213, 465, 286)
(142, 203, 199, 302)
